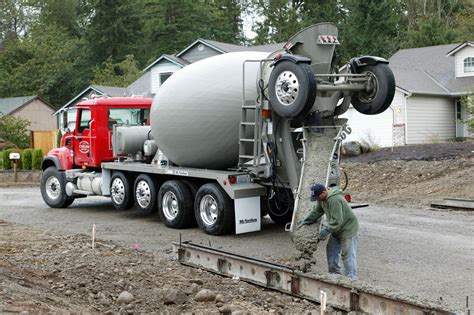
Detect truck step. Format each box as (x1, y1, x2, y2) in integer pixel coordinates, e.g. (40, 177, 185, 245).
(242, 105, 257, 109)
(239, 155, 254, 159)
(240, 122, 255, 126)
(72, 189, 95, 196)
(239, 139, 255, 142)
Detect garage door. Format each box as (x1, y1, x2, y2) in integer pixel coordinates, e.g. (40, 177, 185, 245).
(340, 106, 394, 147)
(406, 96, 455, 144)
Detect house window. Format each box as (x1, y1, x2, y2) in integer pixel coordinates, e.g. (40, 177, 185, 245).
(464, 57, 474, 73)
(160, 72, 173, 86)
(456, 101, 462, 120)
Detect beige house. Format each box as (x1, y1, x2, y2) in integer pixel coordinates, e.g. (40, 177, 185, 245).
(0, 96, 57, 153)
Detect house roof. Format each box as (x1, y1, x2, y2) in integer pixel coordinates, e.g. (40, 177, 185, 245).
(181, 39, 284, 55)
(389, 43, 474, 96)
(143, 54, 189, 72)
(54, 85, 128, 115)
(0, 96, 36, 115)
(0, 95, 55, 115)
(446, 41, 474, 56)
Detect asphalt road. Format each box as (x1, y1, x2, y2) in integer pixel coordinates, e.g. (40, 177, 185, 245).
(0, 187, 472, 310)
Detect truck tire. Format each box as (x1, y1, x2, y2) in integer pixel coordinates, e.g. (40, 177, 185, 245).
(134, 174, 158, 215)
(158, 180, 194, 229)
(352, 63, 395, 115)
(40, 166, 73, 208)
(195, 183, 234, 235)
(267, 189, 294, 225)
(268, 60, 316, 119)
(110, 172, 134, 211)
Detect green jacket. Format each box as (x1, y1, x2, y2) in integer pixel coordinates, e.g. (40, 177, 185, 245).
(306, 187, 359, 240)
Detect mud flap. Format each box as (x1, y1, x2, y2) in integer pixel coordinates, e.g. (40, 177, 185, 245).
(234, 196, 261, 234)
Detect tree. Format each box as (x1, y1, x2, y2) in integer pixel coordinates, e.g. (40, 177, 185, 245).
(85, 0, 144, 65)
(0, 0, 37, 50)
(250, 0, 305, 45)
(0, 114, 31, 149)
(92, 55, 141, 87)
(401, 0, 471, 48)
(339, 0, 404, 61)
(0, 24, 89, 107)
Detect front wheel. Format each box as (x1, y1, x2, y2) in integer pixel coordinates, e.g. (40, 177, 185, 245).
(195, 183, 234, 235)
(40, 166, 73, 208)
(352, 63, 395, 115)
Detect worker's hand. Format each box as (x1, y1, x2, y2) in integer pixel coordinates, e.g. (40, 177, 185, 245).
(318, 227, 330, 241)
(297, 216, 315, 229)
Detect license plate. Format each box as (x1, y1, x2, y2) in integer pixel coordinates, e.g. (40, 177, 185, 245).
(236, 175, 251, 184)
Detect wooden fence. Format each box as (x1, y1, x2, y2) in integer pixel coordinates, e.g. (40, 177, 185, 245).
(31, 130, 58, 154)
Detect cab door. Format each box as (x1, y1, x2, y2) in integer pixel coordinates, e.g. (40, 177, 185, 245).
(73, 109, 94, 166)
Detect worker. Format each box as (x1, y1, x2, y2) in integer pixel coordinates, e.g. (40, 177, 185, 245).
(298, 183, 359, 279)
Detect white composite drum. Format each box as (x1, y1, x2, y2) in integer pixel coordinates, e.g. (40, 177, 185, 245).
(151, 51, 270, 169)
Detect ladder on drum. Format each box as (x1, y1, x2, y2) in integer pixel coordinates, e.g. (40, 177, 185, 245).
(238, 59, 267, 170)
(238, 101, 260, 169)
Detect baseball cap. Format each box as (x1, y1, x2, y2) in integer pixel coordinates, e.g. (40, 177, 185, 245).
(310, 183, 326, 202)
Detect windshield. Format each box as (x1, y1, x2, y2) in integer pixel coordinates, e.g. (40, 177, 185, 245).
(108, 108, 150, 129)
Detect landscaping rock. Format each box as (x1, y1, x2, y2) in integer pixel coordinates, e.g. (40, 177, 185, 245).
(116, 291, 134, 305)
(194, 289, 216, 302)
(163, 288, 187, 305)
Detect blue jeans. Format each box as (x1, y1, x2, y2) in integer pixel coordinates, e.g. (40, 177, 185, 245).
(326, 235, 358, 279)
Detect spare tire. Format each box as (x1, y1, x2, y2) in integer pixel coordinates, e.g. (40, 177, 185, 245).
(352, 63, 395, 115)
(268, 60, 316, 119)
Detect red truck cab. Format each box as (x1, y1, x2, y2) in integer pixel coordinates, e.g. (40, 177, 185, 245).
(43, 97, 152, 171)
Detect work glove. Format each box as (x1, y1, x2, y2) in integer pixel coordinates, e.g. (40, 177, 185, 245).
(318, 226, 331, 241)
(297, 215, 316, 228)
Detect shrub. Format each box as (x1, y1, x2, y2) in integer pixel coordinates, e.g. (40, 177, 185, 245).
(0, 151, 3, 169)
(2, 149, 12, 169)
(22, 148, 34, 170)
(32, 149, 44, 170)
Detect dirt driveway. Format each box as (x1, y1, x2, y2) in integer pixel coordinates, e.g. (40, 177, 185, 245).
(0, 142, 473, 313)
(0, 187, 472, 313)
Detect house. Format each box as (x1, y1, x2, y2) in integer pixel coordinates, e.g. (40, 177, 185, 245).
(57, 39, 284, 115)
(341, 42, 474, 147)
(0, 95, 58, 153)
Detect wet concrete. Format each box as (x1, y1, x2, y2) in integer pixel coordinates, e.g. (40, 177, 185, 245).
(0, 187, 472, 310)
(291, 128, 339, 271)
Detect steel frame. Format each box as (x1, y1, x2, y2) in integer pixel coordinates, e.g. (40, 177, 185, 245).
(174, 241, 458, 315)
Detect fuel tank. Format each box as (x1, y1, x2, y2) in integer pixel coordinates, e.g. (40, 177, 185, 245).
(150, 51, 270, 169)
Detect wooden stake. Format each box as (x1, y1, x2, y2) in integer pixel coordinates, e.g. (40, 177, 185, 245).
(92, 224, 96, 249)
(320, 290, 327, 315)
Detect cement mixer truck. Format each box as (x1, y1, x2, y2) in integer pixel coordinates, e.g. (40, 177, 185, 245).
(41, 23, 395, 236)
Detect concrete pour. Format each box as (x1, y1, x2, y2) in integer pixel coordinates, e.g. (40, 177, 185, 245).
(291, 127, 339, 271)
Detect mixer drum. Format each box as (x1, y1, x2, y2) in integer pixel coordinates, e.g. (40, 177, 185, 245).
(151, 51, 270, 169)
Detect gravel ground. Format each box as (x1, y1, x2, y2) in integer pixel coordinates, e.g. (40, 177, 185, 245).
(0, 220, 317, 314)
(0, 187, 472, 312)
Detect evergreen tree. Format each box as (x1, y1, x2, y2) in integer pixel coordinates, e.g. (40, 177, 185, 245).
(85, 0, 144, 65)
(92, 55, 141, 87)
(339, 0, 404, 60)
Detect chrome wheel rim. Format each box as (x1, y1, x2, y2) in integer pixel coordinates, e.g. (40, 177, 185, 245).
(135, 180, 151, 208)
(275, 70, 299, 106)
(359, 71, 379, 103)
(162, 191, 179, 220)
(111, 178, 125, 205)
(199, 195, 218, 226)
(46, 176, 61, 200)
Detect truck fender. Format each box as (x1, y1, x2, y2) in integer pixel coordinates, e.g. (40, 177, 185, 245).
(42, 156, 63, 171)
(349, 56, 389, 73)
(271, 54, 311, 67)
